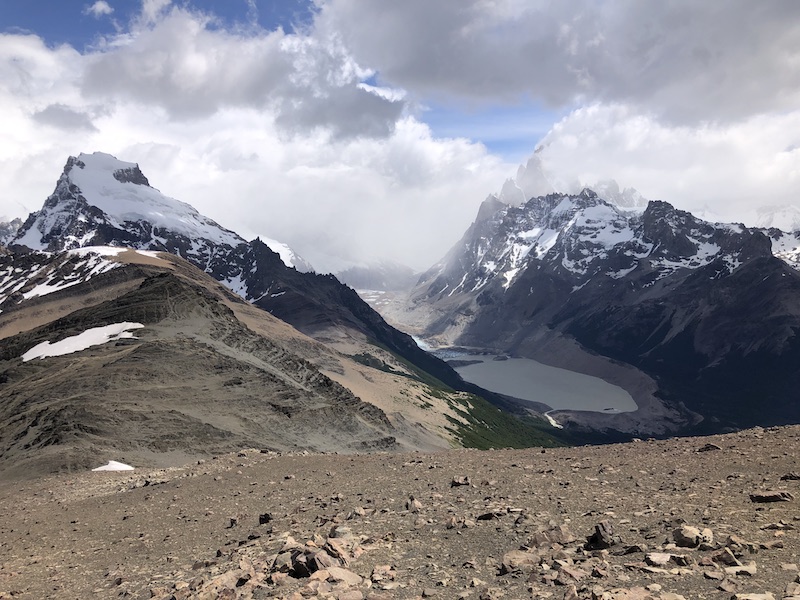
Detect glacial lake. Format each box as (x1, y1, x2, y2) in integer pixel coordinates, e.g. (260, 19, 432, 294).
(450, 355, 637, 414)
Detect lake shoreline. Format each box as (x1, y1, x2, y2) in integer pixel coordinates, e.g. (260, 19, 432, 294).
(438, 349, 637, 414)
(431, 338, 696, 436)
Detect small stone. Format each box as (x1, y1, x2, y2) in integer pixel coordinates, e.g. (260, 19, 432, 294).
(749, 490, 794, 503)
(673, 524, 707, 548)
(311, 549, 337, 571)
(787, 582, 800, 596)
(726, 534, 755, 555)
(732, 594, 775, 600)
(556, 565, 589, 585)
(586, 520, 619, 549)
(407, 496, 423, 512)
(325, 538, 351, 566)
(499, 550, 538, 574)
(645, 553, 672, 567)
(563, 584, 580, 600)
(724, 562, 757, 577)
(327, 566, 363, 586)
(703, 570, 725, 581)
(331, 525, 353, 539)
(371, 565, 395, 582)
(273, 552, 294, 573)
(451, 476, 471, 487)
(697, 443, 722, 452)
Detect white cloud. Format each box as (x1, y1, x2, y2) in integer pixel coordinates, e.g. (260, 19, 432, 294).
(535, 104, 800, 225)
(32, 104, 98, 131)
(84, 1, 114, 19)
(79, 6, 404, 137)
(0, 9, 508, 271)
(139, 0, 172, 25)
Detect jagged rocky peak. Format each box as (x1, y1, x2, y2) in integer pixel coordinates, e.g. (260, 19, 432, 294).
(475, 195, 506, 223)
(496, 151, 554, 206)
(11, 152, 314, 281)
(417, 189, 780, 307)
(0, 217, 23, 246)
(495, 147, 648, 211)
(641, 201, 772, 264)
(591, 179, 648, 209)
(14, 151, 244, 253)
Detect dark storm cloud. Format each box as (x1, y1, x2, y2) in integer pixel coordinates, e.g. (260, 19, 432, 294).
(32, 103, 98, 131)
(315, 0, 800, 124)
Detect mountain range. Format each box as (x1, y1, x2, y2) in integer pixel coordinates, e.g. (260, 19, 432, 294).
(3, 148, 800, 472)
(0, 153, 558, 477)
(390, 188, 800, 436)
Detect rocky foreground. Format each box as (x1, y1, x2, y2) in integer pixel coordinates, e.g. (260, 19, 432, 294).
(3, 426, 800, 599)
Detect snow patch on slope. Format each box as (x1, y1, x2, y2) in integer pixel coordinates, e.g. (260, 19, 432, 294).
(92, 460, 135, 472)
(263, 237, 314, 272)
(21, 322, 144, 361)
(769, 231, 800, 270)
(0, 250, 122, 309)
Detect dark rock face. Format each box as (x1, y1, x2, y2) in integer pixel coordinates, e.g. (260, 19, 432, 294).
(241, 240, 460, 388)
(404, 191, 800, 433)
(113, 165, 150, 186)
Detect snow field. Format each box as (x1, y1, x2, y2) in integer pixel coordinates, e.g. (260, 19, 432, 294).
(21, 322, 145, 362)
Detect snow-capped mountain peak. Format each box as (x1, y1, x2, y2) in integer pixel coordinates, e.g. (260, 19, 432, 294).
(14, 152, 243, 251)
(416, 190, 774, 303)
(12, 152, 312, 274)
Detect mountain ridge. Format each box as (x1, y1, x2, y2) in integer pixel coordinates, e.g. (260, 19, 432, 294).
(8, 152, 471, 396)
(391, 189, 800, 435)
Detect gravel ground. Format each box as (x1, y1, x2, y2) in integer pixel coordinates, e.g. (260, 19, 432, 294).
(2, 425, 800, 599)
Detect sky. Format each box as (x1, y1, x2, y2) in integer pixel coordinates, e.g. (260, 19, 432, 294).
(1, 1, 799, 272)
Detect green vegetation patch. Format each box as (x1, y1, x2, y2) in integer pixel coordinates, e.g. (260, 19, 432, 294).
(443, 391, 564, 450)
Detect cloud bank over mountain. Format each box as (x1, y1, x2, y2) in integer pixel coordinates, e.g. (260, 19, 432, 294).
(1, 1, 798, 270)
